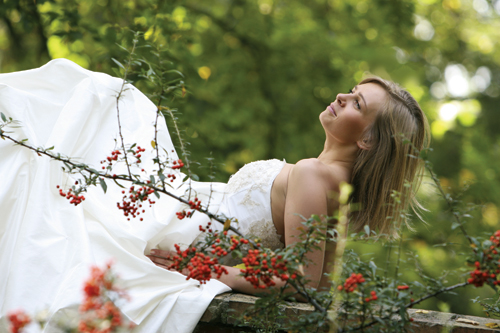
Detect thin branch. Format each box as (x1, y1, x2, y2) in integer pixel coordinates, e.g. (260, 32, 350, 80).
(394, 230, 404, 282)
(344, 282, 470, 332)
(153, 92, 166, 190)
(0, 132, 247, 239)
(288, 279, 326, 313)
(426, 164, 473, 246)
(405, 281, 469, 308)
(162, 106, 194, 198)
(115, 35, 140, 179)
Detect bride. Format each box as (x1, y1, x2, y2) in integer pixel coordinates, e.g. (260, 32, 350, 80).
(149, 74, 429, 295)
(0, 59, 428, 332)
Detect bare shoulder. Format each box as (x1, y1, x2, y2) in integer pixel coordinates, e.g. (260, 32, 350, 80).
(287, 158, 347, 219)
(291, 158, 344, 190)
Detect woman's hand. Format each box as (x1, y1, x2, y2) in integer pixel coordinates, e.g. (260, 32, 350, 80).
(146, 249, 190, 275)
(147, 249, 304, 298)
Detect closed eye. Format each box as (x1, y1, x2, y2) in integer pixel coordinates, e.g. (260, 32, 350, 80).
(348, 89, 361, 110)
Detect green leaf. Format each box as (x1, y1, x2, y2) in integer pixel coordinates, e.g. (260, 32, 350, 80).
(111, 58, 125, 70)
(165, 69, 185, 77)
(154, 191, 160, 199)
(369, 261, 377, 276)
(99, 178, 107, 193)
(311, 214, 321, 222)
(88, 168, 99, 175)
(191, 174, 200, 181)
(231, 249, 242, 259)
(150, 175, 155, 184)
(0, 112, 6, 122)
(116, 44, 129, 52)
(113, 178, 125, 188)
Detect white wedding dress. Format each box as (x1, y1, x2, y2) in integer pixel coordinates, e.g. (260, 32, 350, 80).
(0, 59, 285, 333)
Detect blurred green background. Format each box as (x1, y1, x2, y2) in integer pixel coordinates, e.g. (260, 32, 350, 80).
(2, 0, 500, 317)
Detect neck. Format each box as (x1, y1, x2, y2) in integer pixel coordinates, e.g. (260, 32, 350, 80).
(317, 137, 360, 170)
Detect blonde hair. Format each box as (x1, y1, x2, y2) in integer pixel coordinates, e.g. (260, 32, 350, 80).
(349, 76, 430, 236)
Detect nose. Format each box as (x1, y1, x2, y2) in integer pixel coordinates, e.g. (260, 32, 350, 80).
(336, 93, 346, 107)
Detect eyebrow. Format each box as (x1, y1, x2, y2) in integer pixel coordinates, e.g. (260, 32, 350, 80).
(354, 85, 367, 110)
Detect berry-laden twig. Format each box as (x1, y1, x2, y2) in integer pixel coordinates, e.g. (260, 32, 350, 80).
(79, 261, 134, 333)
(7, 310, 31, 333)
(0, 131, 249, 239)
(466, 230, 500, 287)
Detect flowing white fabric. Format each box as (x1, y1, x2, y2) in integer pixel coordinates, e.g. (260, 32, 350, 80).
(0, 59, 233, 333)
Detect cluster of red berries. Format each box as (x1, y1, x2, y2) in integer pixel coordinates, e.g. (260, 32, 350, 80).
(364, 291, 378, 303)
(57, 185, 85, 206)
(8, 263, 133, 333)
(7, 310, 31, 333)
(78, 301, 124, 333)
(491, 230, 500, 247)
(166, 173, 177, 182)
(189, 198, 201, 210)
(163, 159, 185, 182)
(206, 232, 246, 256)
(81, 263, 114, 311)
(171, 159, 184, 169)
(395, 285, 415, 305)
(228, 235, 249, 252)
(337, 273, 380, 303)
(467, 230, 500, 287)
(240, 249, 295, 289)
(133, 146, 146, 163)
(210, 237, 227, 256)
(468, 261, 497, 287)
(100, 150, 121, 170)
(176, 198, 202, 220)
(176, 211, 192, 219)
(168, 244, 228, 284)
(79, 262, 130, 333)
(168, 230, 294, 288)
(117, 184, 155, 221)
(198, 222, 213, 233)
(337, 273, 365, 293)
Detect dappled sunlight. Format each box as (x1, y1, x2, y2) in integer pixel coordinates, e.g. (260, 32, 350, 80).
(1, 0, 500, 321)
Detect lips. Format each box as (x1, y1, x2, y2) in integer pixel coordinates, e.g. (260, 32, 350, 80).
(328, 103, 337, 117)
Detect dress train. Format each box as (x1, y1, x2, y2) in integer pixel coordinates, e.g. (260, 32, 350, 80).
(0, 59, 231, 333)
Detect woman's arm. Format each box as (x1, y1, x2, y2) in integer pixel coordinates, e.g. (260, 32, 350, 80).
(147, 250, 292, 295)
(148, 159, 338, 294)
(283, 159, 339, 290)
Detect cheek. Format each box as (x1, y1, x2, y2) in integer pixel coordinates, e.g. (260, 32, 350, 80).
(338, 115, 367, 139)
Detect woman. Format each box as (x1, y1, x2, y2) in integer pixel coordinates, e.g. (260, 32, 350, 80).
(149, 78, 429, 294)
(0, 59, 428, 332)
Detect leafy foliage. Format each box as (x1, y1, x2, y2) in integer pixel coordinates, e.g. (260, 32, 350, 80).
(2, 0, 500, 317)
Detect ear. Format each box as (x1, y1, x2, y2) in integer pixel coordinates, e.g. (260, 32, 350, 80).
(356, 139, 371, 150)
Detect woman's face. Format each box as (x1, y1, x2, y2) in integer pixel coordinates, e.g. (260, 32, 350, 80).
(320, 82, 388, 147)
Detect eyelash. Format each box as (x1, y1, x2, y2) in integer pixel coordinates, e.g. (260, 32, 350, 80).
(348, 89, 361, 110)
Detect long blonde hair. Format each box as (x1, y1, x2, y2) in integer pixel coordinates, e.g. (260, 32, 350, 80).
(349, 76, 430, 236)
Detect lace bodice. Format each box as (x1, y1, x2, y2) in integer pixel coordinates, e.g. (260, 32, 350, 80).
(224, 159, 286, 250)
(195, 159, 286, 254)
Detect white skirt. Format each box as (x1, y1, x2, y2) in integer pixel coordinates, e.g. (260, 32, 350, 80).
(0, 59, 231, 333)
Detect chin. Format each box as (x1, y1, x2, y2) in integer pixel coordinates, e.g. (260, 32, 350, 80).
(319, 110, 329, 126)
